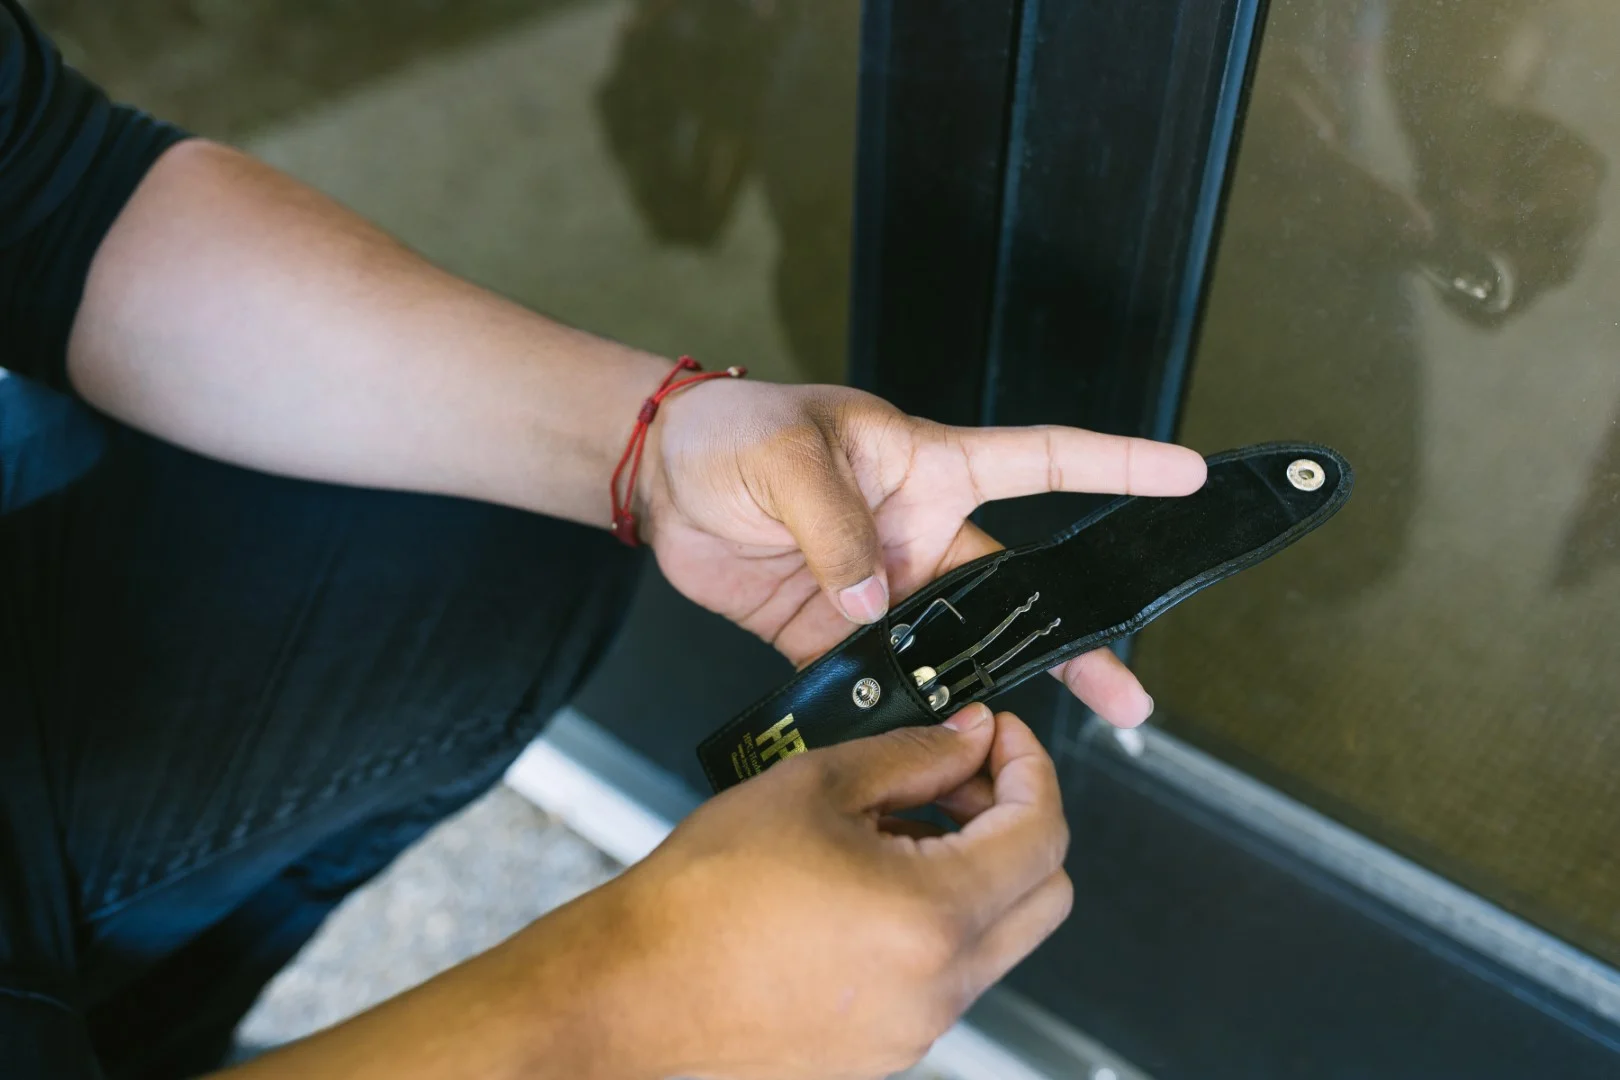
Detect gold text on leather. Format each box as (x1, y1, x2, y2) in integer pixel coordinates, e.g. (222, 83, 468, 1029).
(730, 712, 808, 780)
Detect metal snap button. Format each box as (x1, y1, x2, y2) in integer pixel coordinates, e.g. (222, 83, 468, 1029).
(852, 677, 882, 709)
(1286, 459, 1325, 492)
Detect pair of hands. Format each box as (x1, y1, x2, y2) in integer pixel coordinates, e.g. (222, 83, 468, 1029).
(81, 137, 1203, 1078)
(551, 379, 1205, 1079)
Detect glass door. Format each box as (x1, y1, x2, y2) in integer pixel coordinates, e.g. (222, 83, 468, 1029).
(1132, 0, 1620, 975)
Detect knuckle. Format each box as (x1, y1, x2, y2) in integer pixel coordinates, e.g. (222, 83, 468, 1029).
(819, 492, 878, 542)
(891, 900, 968, 975)
(881, 724, 946, 760)
(755, 748, 830, 803)
(812, 751, 875, 810)
(884, 992, 960, 1069)
(876, 1034, 937, 1078)
(820, 546, 875, 585)
(1053, 872, 1077, 923)
(1047, 816, 1072, 871)
(770, 416, 832, 453)
(911, 983, 969, 1053)
(758, 423, 834, 485)
(780, 750, 831, 793)
(774, 421, 841, 474)
(894, 1044, 934, 1075)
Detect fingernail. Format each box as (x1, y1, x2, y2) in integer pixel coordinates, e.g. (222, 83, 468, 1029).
(943, 704, 992, 732)
(838, 575, 889, 624)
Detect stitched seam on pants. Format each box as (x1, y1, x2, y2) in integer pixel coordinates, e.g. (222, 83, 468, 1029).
(0, 985, 77, 1016)
(83, 710, 525, 921)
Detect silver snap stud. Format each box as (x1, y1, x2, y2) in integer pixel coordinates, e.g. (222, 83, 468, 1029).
(1286, 459, 1325, 492)
(852, 677, 882, 710)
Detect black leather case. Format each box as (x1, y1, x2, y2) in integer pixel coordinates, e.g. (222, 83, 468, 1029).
(697, 442, 1353, 793)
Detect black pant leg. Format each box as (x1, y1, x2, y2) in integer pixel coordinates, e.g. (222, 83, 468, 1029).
(4, 411, 639, 1078)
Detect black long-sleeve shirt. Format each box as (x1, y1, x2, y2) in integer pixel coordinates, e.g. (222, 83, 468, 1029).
(2, 3, 183, 1075)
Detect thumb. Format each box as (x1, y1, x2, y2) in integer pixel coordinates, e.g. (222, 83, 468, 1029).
(819, 705, 996, 815)
(767, 432, 889, 624)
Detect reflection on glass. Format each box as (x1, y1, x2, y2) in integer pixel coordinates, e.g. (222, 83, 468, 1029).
(40, 0, 860, 386)
(594, 0, 860, 384)
(1133, 0, 1620, 964)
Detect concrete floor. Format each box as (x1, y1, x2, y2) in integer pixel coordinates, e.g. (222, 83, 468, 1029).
(234, 785, 619, 1049)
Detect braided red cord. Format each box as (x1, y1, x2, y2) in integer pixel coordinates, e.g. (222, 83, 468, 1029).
(610, 356, 746, 546)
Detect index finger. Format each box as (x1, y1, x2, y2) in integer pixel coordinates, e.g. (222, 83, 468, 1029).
(949, 425, 1206, 505)
(927, 711, 1070, 930)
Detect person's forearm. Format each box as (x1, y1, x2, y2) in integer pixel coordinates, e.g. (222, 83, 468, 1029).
(212, 880, 674, 1080)
(68, 138, 672, 527)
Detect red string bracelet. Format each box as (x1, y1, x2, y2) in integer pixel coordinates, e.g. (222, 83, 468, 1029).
(610, 356, 746, 547)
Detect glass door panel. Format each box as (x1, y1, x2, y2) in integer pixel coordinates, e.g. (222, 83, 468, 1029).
(1133, 0, 1620, 966)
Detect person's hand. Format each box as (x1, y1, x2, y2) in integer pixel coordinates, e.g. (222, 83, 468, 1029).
(216, 706, 1061, 1080)
(639, 380, 1206, 727)
(592, 704, 1070, 1080)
